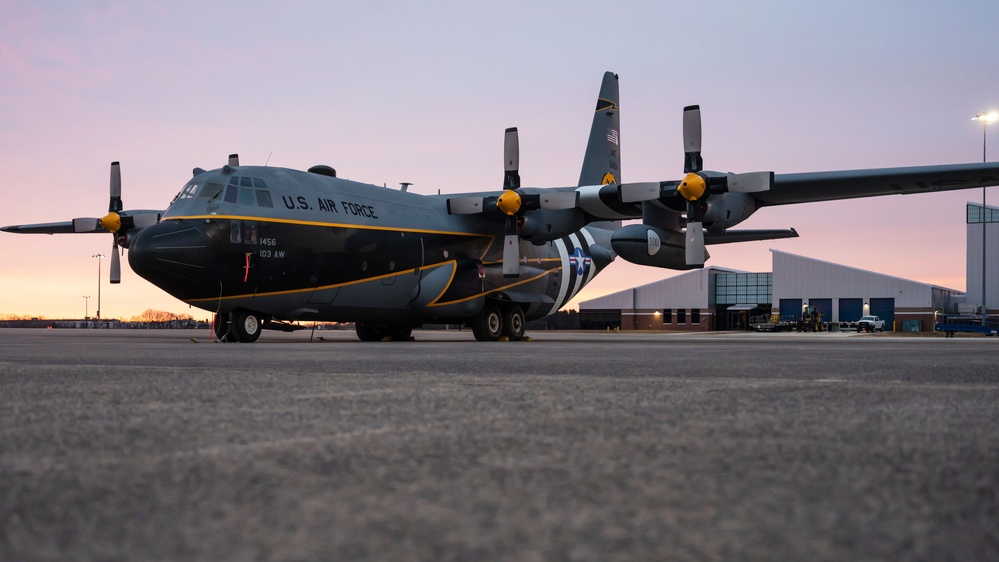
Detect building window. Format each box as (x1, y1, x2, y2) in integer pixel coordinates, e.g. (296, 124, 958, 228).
(967, 203, 999, 224)
(691, 309, 700, 324)
(678, 309, 686, 324)
(715, 272, 772, 305)
(663, 308, 672, 323)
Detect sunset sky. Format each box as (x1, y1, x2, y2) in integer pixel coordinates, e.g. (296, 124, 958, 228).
(2, 1, 998, 320)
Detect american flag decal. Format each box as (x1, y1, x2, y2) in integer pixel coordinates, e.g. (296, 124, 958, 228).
(607, 128, 619, 145)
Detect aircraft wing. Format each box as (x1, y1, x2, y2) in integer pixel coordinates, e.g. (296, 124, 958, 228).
(756, 162, 999, 207)
(1, 221, 86, 235)
(3, 209, 164, 236)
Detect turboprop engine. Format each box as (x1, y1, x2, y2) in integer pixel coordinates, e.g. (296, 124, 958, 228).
(610, 224, 710, 270)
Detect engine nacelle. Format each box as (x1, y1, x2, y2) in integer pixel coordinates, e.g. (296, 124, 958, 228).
(702, 192, 756, 230)
(519, 209, 586, 245)
(610, 224, 709, 270)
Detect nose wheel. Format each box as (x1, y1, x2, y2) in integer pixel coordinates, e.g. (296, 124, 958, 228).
(213, 310, 264, 343)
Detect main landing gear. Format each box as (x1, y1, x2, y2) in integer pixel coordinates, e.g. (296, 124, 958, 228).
(213, 309, 265, 343)
(470, 302, 526, 342)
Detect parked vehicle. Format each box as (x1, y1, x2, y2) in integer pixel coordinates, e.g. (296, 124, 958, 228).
(857, 315, 885, 332)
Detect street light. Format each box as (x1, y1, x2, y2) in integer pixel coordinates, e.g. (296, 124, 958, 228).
(972, 112, 998, 161)
(92, 253, 105, 320)
(972, 112, 997, 323)
(83, 295, 90, 319)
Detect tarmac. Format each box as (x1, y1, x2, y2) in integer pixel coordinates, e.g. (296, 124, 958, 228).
(1, 327, 997, 561)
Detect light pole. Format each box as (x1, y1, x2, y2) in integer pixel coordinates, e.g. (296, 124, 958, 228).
(92, 253, 104, 320)
(972, 112, 997, 323)
(83, 295, 90, 319)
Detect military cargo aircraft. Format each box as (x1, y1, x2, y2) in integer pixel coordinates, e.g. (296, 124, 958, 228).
(5, 72, 999, 342)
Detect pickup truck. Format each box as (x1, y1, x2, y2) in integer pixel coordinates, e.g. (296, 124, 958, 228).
(857, 315, 885, 333)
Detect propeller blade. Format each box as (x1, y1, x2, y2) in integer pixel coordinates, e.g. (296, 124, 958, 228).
(502, 233, 521, 277)
(228, 154, 240, 166)
(501, 213, 521, 277)
(685, 199, 705, 266)
(73, 218, 101, 233)
(727, 171, 774, 193)
(109, 162, 122, 213)
(619, 182, 661, 203)
(682, 105, 703, 173)
(447, 197, 486, 215)
(503, 127, 520, 190)
(110, 249, 121, 284)
(685, 221, 705, 266)
(130, 212, 160, 229)
(538, 191, 578, 210)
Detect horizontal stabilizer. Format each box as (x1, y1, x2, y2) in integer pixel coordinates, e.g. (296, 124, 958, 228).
(705, 228, 799, 245)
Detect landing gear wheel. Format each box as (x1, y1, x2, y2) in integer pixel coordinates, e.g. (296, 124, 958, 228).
(356, 323, 386, 342)
(503, 306, 526, 341)
(232, 310, 263, 343)
(213, 313, 232, 342)
(472, 304, 504, 342)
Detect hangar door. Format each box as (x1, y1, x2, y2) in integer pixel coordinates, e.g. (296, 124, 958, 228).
(870, 298, 895, 331)
(779, 299, 802, 320)
(839, 298, 863, 323)
(809, 299, 833, 324)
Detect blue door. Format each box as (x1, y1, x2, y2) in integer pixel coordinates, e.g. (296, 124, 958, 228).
(870, 298, 895, 331)
(779, 299, 802, 320)
(839, 298, 863, 323)
(810, 299, 832, 324)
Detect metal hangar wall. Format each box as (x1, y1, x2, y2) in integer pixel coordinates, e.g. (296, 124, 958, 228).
(579, 251, 962, 332)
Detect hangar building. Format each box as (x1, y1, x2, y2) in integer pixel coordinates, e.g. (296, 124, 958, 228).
(579, 250, 963, 332)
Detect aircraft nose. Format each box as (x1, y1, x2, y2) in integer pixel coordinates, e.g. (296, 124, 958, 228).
(128, 219, 215, 292)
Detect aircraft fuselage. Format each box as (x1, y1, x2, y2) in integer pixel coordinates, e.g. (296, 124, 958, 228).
(128, 165, 610, 327)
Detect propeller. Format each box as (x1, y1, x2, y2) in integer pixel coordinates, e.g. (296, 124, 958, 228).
(501, 128, 522, 277)
(446, 128, 578, 277)
(680, 106, 707, 266)
(618, 106, 774, 267)
(71, 162, 160, 284)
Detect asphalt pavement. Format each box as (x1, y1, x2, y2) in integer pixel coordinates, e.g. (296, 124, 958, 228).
(1, 328, 997, 561)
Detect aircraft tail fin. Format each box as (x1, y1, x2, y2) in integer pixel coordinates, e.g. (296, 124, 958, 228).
(578, 72, 621, 187)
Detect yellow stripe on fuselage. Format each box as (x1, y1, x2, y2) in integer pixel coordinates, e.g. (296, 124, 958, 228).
(163, 214, 491, 238)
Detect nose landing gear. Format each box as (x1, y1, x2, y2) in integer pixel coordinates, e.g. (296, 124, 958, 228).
(213, 309, 265, 343)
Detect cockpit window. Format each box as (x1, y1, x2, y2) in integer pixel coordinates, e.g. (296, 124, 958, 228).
(200, 182, 225, 200)
(238, 187, 256, 206)
(212, 177, 273, 208)
(256, 190, 273, 207)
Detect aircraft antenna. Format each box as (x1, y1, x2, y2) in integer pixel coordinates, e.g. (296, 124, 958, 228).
(265, 152, 272, 166)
